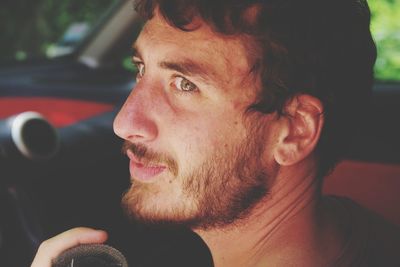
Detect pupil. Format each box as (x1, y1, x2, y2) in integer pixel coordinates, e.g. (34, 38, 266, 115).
(181, 79, 192, 91)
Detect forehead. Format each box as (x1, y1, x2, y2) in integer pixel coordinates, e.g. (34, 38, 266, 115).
(135, 12, 252, 82)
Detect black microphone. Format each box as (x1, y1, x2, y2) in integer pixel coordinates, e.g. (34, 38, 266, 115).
(52, 244, 128, 267)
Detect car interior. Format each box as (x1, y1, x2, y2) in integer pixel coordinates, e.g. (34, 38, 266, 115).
(0, 0, 399, 266)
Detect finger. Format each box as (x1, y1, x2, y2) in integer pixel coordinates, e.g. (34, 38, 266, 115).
(31, 227, 108, 267)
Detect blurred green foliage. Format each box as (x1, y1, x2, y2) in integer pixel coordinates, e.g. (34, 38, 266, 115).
(0, 0, 113, 61)
(369, 0, 400, 81)
(0, 0, 399, 81)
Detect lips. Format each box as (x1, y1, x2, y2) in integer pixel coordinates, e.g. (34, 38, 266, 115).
(127, 150, 166, 182)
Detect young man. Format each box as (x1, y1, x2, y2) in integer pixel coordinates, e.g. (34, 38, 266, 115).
(32, 0, 400, 266)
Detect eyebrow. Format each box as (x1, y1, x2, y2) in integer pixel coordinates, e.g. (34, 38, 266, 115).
(132, 44, 215, 84)
(132, 45, 142, 60)
(158, 60, 213, 81)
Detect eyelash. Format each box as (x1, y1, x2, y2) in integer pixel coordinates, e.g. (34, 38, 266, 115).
(132, 61, 199, 94)
(133, 61, 145, 81)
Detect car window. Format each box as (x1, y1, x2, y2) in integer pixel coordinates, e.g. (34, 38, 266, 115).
(0, 0, 118, 63)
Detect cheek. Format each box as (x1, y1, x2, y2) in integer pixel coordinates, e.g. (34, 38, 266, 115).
(177, 114, 246, 157)
(178, 120, 214, 153)
(159, 96, 249, 161)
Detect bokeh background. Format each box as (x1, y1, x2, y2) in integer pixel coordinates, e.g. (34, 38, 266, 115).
(0, 0, 399, 81)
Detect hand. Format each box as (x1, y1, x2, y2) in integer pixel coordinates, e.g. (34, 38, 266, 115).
(31, 227, 108, 267)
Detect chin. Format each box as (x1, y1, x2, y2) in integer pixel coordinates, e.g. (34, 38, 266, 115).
(121, 182, 200, 227)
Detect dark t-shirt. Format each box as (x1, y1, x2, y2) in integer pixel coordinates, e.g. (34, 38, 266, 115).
(327, 196, 400, 267)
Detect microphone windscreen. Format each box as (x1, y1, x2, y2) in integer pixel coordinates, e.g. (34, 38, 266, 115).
(52, 244, 128, 267)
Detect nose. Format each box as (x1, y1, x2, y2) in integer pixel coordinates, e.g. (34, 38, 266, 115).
(113, 84, 158, 143)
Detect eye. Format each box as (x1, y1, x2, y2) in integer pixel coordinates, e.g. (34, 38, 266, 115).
(173, 77, 198, 92)
(134, 62, 145, 81)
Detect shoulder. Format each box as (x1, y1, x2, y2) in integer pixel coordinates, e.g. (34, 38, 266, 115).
(362, 205, 400, 267)
(326, 196, 400, 267)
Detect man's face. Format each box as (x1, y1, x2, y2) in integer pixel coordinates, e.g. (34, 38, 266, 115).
(113, 12, 277, 229)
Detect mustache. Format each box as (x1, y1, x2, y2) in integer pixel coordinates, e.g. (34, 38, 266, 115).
(122, 141, 178, 176)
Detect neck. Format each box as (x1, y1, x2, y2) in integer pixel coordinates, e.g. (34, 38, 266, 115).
(194, 162, 344, 267)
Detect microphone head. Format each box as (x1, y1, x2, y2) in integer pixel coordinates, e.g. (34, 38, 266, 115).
(52, 244, 128, 267)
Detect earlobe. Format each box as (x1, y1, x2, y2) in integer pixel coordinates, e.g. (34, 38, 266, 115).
(274, 94, 324, 166)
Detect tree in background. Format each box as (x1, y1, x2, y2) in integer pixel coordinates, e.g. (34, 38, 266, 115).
(369, 0, 400, 81)
(0, 0, 112, 61)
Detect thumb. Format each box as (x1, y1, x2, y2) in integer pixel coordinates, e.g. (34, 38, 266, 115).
(31, 227, 108, 267)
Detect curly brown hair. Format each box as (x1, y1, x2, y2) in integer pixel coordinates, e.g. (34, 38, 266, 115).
(134, 0, 376, 178)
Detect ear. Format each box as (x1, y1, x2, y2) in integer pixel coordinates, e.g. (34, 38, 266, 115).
(274, 94, 324, 166)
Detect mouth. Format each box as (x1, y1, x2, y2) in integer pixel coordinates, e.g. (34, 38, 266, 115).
(126, 150, 167, 182)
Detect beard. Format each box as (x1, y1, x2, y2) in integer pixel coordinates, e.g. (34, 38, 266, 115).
(121, 117, 273, 230)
